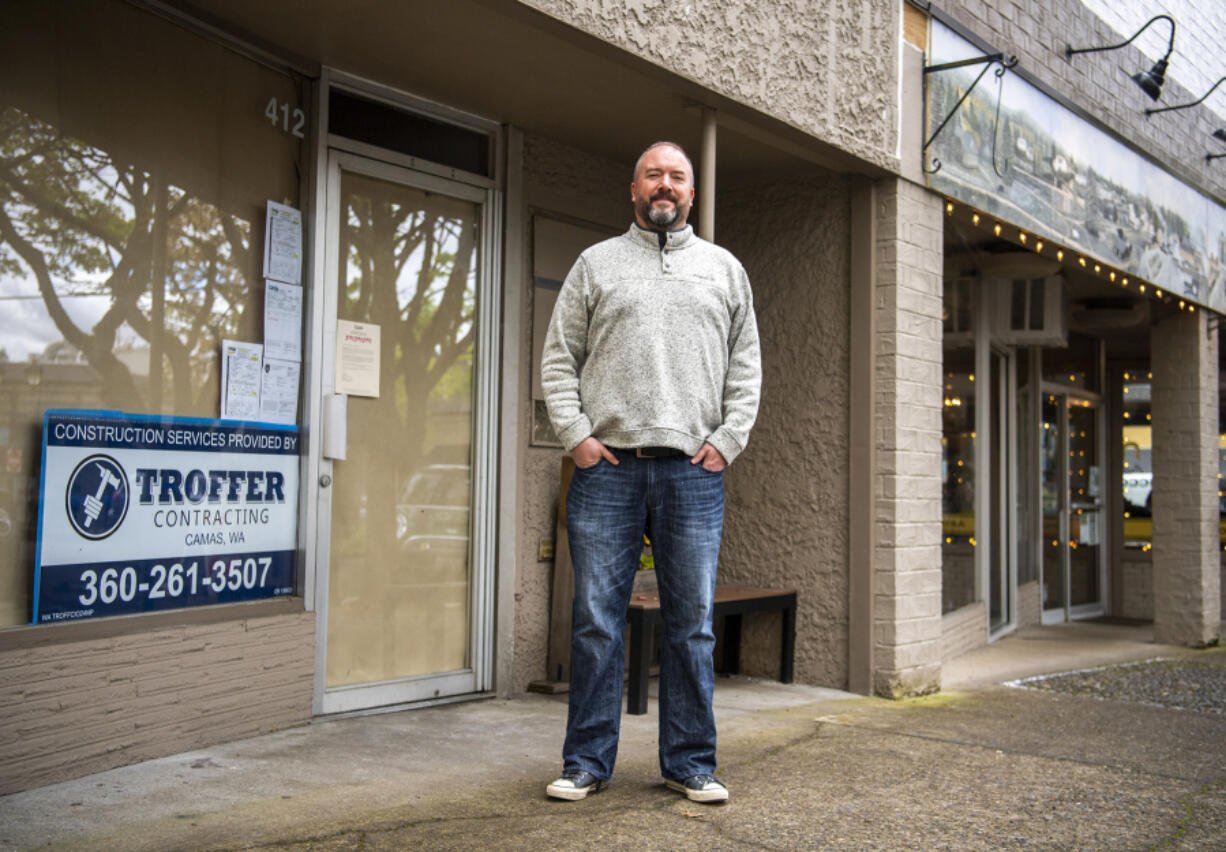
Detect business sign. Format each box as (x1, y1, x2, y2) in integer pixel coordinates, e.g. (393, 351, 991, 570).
(34, 411, 300, 624)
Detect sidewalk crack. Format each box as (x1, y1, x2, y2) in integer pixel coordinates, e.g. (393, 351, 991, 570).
(1149, 777, 1226, 851)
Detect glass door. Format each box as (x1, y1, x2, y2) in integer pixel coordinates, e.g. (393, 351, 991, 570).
(316, 150, 494, 713)
(1041, 393, 1065, 617)
(1067, 400, 1104, 615)
(1041, 392, 1106, 622)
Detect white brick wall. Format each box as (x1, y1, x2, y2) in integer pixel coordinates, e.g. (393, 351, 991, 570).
(942, 601, 988, 662)
(938, 0, 1226, 213)
(1151, 311, 1221, 645)
(1081, 1, 1226, 124)
(872, 177, 945, 698)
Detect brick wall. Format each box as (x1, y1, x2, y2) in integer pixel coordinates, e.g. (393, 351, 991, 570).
(0, 609, 315, 794)
(1082, 1, 1226, 127)
(872, 177, 945, 698)
(1150, 310, 1221, 645)
(941, 600, 987, 661)
(1121, 552, 1155, 620)
(934, 0, 1226, 203)
(1017, 579, 1042, 627)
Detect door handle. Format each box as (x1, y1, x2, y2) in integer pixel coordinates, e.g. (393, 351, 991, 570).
(322, 393, 347, 460)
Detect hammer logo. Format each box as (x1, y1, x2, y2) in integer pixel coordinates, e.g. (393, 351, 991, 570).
(66, 455, 129, 540)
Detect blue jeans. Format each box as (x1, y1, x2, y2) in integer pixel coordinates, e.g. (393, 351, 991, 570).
(562, 449, 724, 781)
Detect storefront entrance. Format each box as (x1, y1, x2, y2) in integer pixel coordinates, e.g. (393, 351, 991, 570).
(312, 112, 499, 713)
(1041, 392, 1107, 623)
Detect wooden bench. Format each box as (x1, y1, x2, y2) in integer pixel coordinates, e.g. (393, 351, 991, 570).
(625, 584, 797, 715)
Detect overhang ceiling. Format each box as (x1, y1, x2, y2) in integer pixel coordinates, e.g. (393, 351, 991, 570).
(158, 0, 875, 178)
(943, 218, 1186, 359)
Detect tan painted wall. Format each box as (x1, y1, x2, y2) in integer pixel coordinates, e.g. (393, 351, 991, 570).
(0, 608, 314, 794)
(516, 0, 901, 172)
(717, 169, 852, 688)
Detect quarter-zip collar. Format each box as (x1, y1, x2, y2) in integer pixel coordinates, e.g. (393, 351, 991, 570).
(629, 223, 695, 252)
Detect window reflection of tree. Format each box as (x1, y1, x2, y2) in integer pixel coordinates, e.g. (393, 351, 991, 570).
(0, 106, 253, 414)
(0, 105, 262, 625)
(336, 181, 476, 553)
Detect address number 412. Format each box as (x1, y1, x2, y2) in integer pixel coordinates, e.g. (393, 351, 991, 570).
(265, 97, 305, 139)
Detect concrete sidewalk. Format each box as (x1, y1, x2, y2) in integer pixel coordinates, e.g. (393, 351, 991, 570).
(1, 622, 1224, 851)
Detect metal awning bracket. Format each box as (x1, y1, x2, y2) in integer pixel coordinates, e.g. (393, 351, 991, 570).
(922, 52, 1019, 175)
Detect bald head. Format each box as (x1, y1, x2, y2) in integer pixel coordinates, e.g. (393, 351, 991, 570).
(630, 142, 695, 231)
(633, 141, 693, 184)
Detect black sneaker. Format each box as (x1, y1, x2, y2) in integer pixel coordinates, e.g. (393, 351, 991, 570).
(665, 774, 728, 803)
(546, 769, 605, 800)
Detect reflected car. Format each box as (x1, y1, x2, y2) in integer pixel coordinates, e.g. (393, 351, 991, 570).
(395, 464, 470, 549)
(1122, 471, 1152, 514)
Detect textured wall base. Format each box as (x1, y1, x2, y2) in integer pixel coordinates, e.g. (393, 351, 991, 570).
(0, 611, 315, 795)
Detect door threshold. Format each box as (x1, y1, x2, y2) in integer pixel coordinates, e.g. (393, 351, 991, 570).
(319, 690, 496, 720)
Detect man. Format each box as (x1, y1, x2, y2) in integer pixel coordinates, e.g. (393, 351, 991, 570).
(540, 141, 761, 804)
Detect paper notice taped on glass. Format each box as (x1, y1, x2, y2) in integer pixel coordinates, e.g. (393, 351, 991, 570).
(264, 279, 303, 362)
(335, 319, 380, 397)
(263, 201, 303, 285)
(221, 340, 263, 420)
(259, 358, 301, 425)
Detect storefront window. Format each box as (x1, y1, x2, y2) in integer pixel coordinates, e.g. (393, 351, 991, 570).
(1042, 332, 1101, 394)
(0, 2, 305, 626)
(1121, 372, 1152, 550)
(942, 350, 976, 613)
(1221, 402, 1226, 555)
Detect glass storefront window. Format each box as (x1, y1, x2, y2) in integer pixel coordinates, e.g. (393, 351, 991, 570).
(1221, 405, 1226, 555)
(0, 2, 305, 626)
(1120, 372, 1152, 551)
(942, 350, 976, 613)
(1042, 332, 1101, 394)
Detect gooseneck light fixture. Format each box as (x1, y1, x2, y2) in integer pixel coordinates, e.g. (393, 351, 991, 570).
(1065, 14, 1176, 102)
(1210, 128, 1226, 162)
(1147, 75, 1226, 116)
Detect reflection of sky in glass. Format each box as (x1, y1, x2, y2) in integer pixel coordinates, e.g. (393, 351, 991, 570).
(0, 282, 107, 362)
(930, 21, 1226, 308)
(2, 118, 142, 362)
(344, 204, 476, 345)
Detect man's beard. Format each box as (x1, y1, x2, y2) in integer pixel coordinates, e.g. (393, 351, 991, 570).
(647, 203, 679, 227)
(639, 193, 686, 228)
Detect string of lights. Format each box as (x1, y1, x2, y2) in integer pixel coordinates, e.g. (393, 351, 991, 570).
(942, 198, 1208, 316)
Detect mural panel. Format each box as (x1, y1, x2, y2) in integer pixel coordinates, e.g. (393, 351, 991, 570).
(927, 21, 1226, 313)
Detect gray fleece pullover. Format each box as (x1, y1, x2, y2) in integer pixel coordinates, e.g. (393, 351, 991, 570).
(541, 224, 761, 464)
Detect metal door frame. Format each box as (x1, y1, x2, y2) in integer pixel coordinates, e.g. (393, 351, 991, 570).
(986, 345, 1018, 640)
(304, 70, 501, 715)
(1040, 386, 1108, 624)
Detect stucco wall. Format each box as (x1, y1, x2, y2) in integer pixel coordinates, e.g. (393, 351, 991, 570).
(512, 135, 628, 693)
(718, 169, 852, 689)
(516, 0, 900, 172)
(511, 139, 855, 690)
